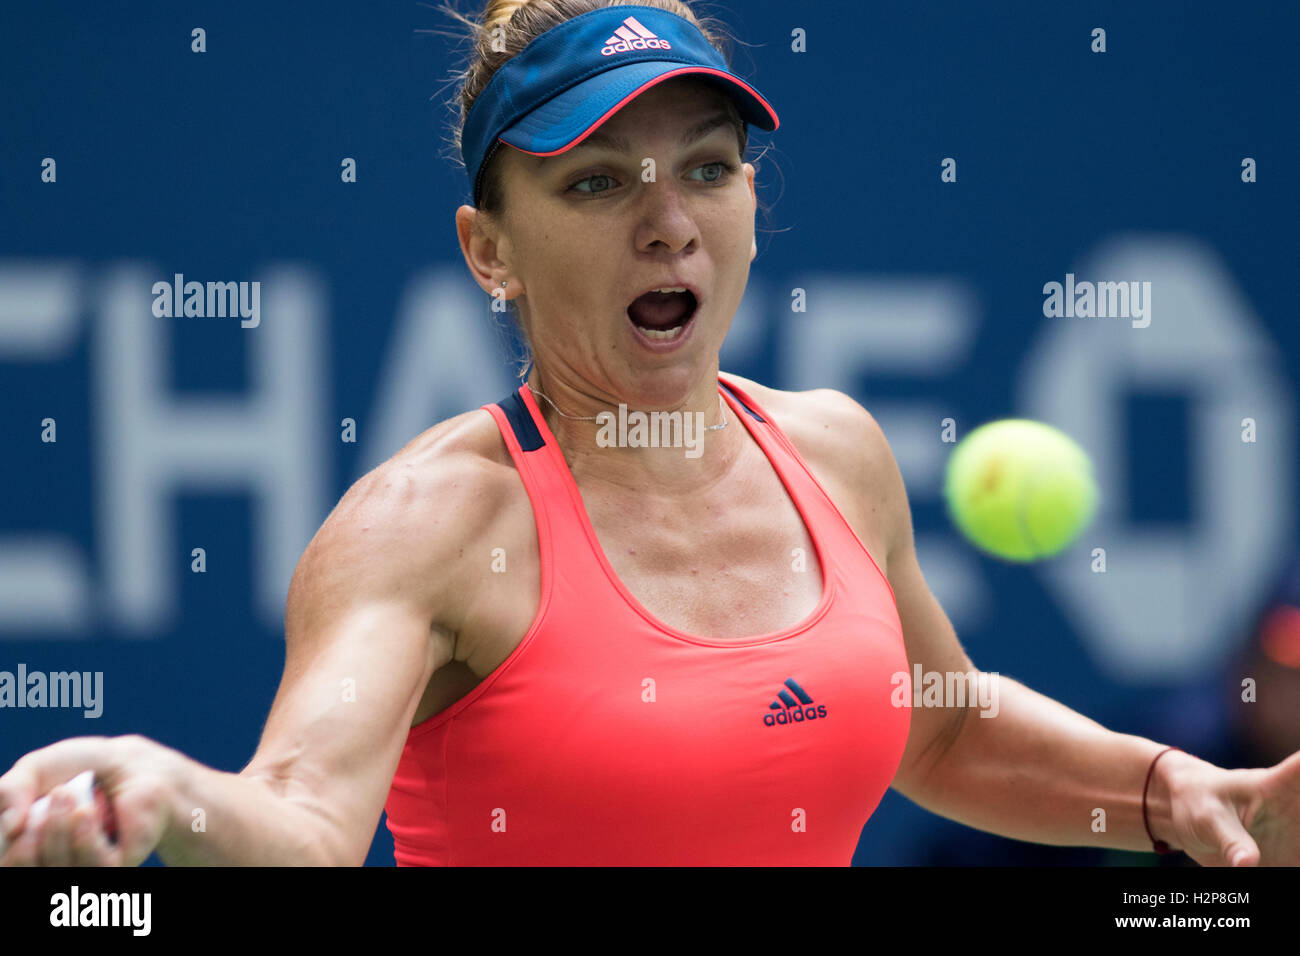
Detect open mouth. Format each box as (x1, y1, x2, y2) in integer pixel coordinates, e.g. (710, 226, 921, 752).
(626, 287, 698, 341)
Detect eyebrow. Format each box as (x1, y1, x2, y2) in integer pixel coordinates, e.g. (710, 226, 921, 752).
(566, 112, 736, 156)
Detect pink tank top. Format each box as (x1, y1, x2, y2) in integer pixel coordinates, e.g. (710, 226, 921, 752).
(384, 374, 911, 864)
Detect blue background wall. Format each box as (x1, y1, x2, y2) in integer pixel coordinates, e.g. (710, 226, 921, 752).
(2, 0, 1297, 865)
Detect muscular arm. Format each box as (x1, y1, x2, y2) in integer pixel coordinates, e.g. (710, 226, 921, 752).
(893, 673, 1206, 851)
(154, 430, 495, 865)
(806, 388, 1197, 854)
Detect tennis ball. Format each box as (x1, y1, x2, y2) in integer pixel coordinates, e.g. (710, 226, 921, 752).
(943, 419, 1098, 562)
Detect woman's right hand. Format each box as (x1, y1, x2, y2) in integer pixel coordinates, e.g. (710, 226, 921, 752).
(0, 440, 485, 868)
(0, 734, 175, 867)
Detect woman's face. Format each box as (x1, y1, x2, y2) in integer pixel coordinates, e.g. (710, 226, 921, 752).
(464, 76, 758, 405)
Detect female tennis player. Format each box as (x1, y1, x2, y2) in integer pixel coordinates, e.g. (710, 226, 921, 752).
(2, 0, 1298, 867)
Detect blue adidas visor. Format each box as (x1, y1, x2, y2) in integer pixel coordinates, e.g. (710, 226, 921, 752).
(461, 4, 779, 206)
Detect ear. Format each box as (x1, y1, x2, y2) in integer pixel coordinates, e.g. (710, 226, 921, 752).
(745, 163, 758, 263)
(455, 204, 514, 296)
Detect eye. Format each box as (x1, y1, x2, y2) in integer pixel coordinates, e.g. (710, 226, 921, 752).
(569, 172, 619, 196)
(689, 160, 737, 184)
(566, 160, 737, 196)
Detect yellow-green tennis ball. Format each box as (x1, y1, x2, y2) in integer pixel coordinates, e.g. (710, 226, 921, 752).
(943, 419, 1098, 562)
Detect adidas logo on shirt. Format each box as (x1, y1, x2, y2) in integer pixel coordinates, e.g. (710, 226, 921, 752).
(601, 15, 673, 56)
(763, 677, 828, 727)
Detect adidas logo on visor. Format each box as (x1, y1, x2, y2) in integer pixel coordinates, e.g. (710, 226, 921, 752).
(601, 15, 673, 56)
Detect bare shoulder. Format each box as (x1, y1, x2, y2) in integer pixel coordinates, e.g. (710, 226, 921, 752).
(287, 406, 525, 636)
(721, 372, 910, 562)
(724, 374, 885, 452)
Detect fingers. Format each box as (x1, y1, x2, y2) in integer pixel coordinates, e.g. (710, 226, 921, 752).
(1270, 748, 1300, 774)
(0, 738, 125, 867)
(0, 783, 117, 867)
(109, 780, 169, 867)
(1205, 802, 1260, 867)
(0, 737, 114, 847)
(0, 764, 38, 851)
(1223, 841, 1259, 867)
(68, 801, 117, 866)
(46, 785, 113, 867)
(39, 787, 74, 866)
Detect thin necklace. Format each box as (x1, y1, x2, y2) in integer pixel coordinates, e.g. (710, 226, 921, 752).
(528, 387, 729, 431)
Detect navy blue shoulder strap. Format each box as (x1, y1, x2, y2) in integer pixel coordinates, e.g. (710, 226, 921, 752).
(718, 379, 766, 423)
(494, 390, 546, 452)
(497, 381, 762, 448)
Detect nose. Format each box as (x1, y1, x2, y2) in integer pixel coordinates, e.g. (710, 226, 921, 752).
(633, 178, 699, 255)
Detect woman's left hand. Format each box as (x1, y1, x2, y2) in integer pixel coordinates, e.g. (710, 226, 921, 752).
(1161, 749, 1300, 866)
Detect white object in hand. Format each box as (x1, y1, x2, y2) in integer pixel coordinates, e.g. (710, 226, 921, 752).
(0, 769, 98, 856)
(0, 770, 104, 858)
(27, 769, 97, 829)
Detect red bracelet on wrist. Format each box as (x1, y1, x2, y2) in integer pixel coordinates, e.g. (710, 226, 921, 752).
(1142, 745, 1183, 854)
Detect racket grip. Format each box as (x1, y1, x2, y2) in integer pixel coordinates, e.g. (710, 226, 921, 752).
(18, 770, 119, 846)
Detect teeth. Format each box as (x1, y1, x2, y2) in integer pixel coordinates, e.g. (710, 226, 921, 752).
(640, 325, 686, 340)
(651, 287, 688, 294)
